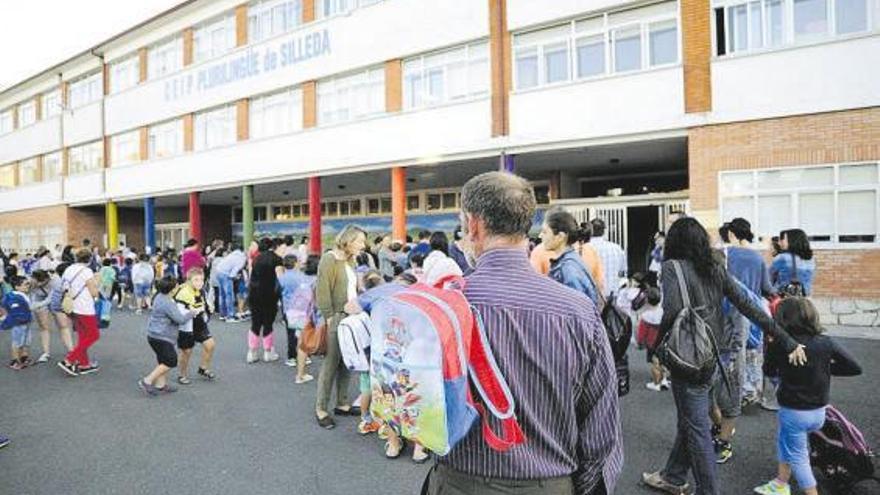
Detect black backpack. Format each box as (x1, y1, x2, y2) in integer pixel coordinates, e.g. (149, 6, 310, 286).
(657, 260, 724, 384)
(779, 253, 806, 297)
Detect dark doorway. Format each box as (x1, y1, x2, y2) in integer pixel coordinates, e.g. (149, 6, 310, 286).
(626, 206, 660, 275)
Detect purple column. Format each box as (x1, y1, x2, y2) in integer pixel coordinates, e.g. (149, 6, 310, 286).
(500, 153, 515, 173)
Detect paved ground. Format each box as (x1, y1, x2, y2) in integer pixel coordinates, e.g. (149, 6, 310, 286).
(1, 311, 877, 495)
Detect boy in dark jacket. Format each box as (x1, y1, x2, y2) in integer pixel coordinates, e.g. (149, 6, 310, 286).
(1, 276, 34, 369)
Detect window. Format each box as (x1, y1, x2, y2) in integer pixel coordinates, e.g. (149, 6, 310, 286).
(42, 89, 61, 118)
(194, 13, 236, 63)
(403, 41, 489, 110)
(250, 87, 303, 139)
(576, 34, 606, 78)
(68, 141, 104, 175)
(19, 229, 39, 252)
(18, 158, 39, 184)
(836, 0, 868, 34)
(0, 165, 14, 189)
(317, 0, 352, 18)
(534, 185, 550, 205)
(18, 101, 36, 127)
(110, 55, 139, 94)
(41, 226, 64, 250)
(425, 191, 459, 211)
(793, 0, 828, 38)
(514, 25, 570, 89)
(649, 19, 678, 65)
(42, 152, 62, 181)
(719, 163, 880, 244)
(148, 119, 183, 159)
(195, 105, 237, 150)
(112, 130, 141, 166)
(69, 72, 103, 109)
(0, 110, 12, 134)
(233, 207, 243, 223)
(406, 194, 420, 212)
(273, 205, 292, 220)
(613, 26, 642, 72)
(317, 67, 385, 125)
(249, 0, 302, 43)
(253, 206, 268, 222)
(148, 36, 183, 80)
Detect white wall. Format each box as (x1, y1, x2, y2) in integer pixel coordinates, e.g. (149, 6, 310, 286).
(0, 180, 63, 213)
(0, 117, 62, 164)
(105, 99, 493, 200)
(711, 35, 880, 124)
(63, 101, 105, 147)
(105, 0, 488, 134)
(63, 171, 105, 204)
(508, 0, 642, 30)
(508, 67, 691, 148)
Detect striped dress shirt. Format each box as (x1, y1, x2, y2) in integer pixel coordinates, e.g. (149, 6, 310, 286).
(589, 237, 628, 297)
(441, 247, 623, 494)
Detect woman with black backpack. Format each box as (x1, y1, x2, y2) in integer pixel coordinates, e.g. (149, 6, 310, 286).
(770, 229, 815, 297)
(642, 218, 807, 495)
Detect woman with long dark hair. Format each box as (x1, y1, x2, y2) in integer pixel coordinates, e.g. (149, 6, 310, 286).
(246, 237, 283, 363)
(770, 229, 815, 296)
(642, 218, 806, 495)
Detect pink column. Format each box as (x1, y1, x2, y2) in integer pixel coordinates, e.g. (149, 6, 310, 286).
(308, 176, 321, 255)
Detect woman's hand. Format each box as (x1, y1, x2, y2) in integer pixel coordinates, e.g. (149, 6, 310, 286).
(788, 344, 807, 366)
(344, 300, 362, 315)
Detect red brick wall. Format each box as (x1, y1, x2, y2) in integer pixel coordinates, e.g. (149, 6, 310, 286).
(812, 249, 880, 299)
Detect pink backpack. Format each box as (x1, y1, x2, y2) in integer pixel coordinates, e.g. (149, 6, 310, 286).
(369, 276, 525, 456)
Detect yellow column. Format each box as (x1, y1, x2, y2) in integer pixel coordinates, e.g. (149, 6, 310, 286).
(106, 201, 119, 249)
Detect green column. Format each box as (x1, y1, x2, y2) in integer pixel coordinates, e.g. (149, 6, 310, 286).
(242, 185, 254, 247)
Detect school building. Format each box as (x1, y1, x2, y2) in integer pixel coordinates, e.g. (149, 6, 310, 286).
(0, 0, 878, 323)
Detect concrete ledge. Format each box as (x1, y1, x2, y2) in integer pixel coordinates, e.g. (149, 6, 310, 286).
(824, 326, 880, 340)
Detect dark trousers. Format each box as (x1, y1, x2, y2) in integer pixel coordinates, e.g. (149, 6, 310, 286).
(662, 378, 718, 494)
(424, 464, 576, 495)
(249, 298, 278, 337)
(286, 327, 298, 359)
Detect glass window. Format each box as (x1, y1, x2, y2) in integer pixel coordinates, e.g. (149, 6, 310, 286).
(426, 194, 441, 211)
(720, 171, 754, 194)
(234, 208, 243, 223)
(367, 198, 380, 214)
(840, 163, 878, 185)
(18, 102, 36, 127)
(273, 205, 291, 220)
(649, 19, 678, 66)
(253, 207, 268, 222)
(799, 192, 834, 236)
(403, 42, 489, 109)
(68, 141, 104, 175)
(194, 14, 236, 63)
(543, 41, 570, 84)
(317, 67, 385, 125)
(721, 196, 754, 222)
(749, 1, 764, 48)
(380, 197, 392, 214)
(249, 0, 302, 43)
(148, 36, 183, 80)
(793, 0, 828, 39)
(442, 193, 457, 209)
(757, 194, 792, 236)
(758, 167, 833, 189)
(728, 4, 749, 52)
(613, 26, 642, 73)
(195, 105, 237, 150)
(42, 89, 61, 118)
(148, 119, 183, 159)
(767, 0, 785, 46)
(42, 152, 62, 181)
(576, 34, 605, 78)
(0, 110, 12, 134)
(534, 185, 550, 205)
(0, 165, 15, 190)
(339, 201, 350, 216)
(406, 195, 420, 211)
(835, 0, 868, 34)
(69, 72, 103, 109)
(514, 46, 539, 89)
(112, 130, 141, 166)
(110, 55, 139, 94)
(349, 199, 362, 216)
(18, 158, 39, 184)
(318, 0, 352, 18)
(250, 88, 303, 139)
(838, 190, 876, 238)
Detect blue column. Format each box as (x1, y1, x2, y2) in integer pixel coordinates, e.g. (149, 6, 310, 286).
(144, 198, 156, 254)
(500, 153, 515, 173)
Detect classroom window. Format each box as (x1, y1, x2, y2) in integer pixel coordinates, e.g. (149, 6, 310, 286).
(649, 19, 678, 66)
(18, 102, 37, 127)
(194, 13, 236, 63)
(403, 41, 489, 110)
(273, 205, 292, 220)
(112, 130, 141, 166)
(195, 105, 237, 151)
(576, 33, 606, 78)
(406, 195, 420, 212)
(68, 141, 104, 175)
(250, 87, 303, 139)
(249, 0, 302, 43)
(42, 89, 62, 118)
(148, 119, 184, 159)
(148, 36, 183, 80)
(42, 152, 62, 181)
(253, 206, 268, 222)
(0, 165, 15, 189)
(110, 55, 140, 94)
(69, 72, 103, 109)
(0, 110, 12, 134)
(613, 26, 642, 72)
(18, 158, 39, 184)
(317, 67, 385, 125)
(836, 0, 868, 34)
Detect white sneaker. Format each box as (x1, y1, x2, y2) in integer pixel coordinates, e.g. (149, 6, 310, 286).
(660, 378, 671, 390)
(37, 353, 50, 363)
(295, 374, 314, 384)
(306, 357, 312, 365)
(285, 358, 297, 367)
(646, 382, 663, 392)
(246, 350, 259, 364)
(263, 349, 280, 362)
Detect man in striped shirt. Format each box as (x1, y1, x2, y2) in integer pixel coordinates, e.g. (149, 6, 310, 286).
(589, 218, 628, 298)
(425, 172, 623, 495)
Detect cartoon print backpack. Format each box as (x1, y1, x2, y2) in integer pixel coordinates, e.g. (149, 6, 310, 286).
(338, 312, 373, 372)
(369, 276, 525, 456)
(285, 280, 315, 330)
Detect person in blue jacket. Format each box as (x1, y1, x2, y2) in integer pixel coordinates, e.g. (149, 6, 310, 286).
(541, 207, 600, 307)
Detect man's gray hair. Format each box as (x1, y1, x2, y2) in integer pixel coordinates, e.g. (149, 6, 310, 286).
(461, 172, 536, 239)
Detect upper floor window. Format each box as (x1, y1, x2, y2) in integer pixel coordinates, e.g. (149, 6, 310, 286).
(148, 119, 183, 159)
(194, 13, 236, 64)
(69, 72, 103, 108)
(403, 41, 489, 110)
(148, 36, 183, 80)
(317, 0, 383, 18)
(0, 110, 12, 134)
(42, 152, 62, 181)
(714, 0, 871, 56)
(18, 157, 39, 185)
(195, 105, 237, 151)
(18, 101, 37, 127)
(250, 87, 303, 139)
(249, 0, 302, 43)
(110, 55, 140, 94)
(0, 165, 15, 190)
(317, 66, 385, 125)
(68, 140, 104, 175)
(112, 129, 141, 166)
(42, 89, 62, 118)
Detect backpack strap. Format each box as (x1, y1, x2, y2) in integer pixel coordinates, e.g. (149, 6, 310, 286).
(468, 310, 525, 452)
(670, 260, 692, 308)
(790, 253, 799, 283)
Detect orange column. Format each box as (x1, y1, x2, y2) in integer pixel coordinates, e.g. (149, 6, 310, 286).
(489, 0, 510, 137)
(183, 114, 194, 152)
(138, 47, 148, 83)
(681, 0, 712, 113)
(183, 28, 194, 66)
(385, 59, 402, 113)
(391, 167, 406, 241)
(34, 94, 42, 121)
(139, 127, 150, 160)
(235, 4, 248, 47)
(102, 63, 110, 96)
(302, 81, 317, 129)
(236, 99, 249, 141)
(302, 0, 316, 23)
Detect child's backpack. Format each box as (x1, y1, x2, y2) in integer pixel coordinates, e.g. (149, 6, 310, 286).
(285, 281, 315, 330)
(369, 276, 525, 456)
(810, 405, 878, 492)
(338, 312, 373, 372)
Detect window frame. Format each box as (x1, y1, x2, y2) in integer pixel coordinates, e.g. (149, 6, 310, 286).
(249, 86, 304, 139)
(68, 72, 103, 109)
(317, 66, 386, 126)
(112, 129, 142, 166)
(42, 151, 62, 181)
(148, 119, 184, 160)
(68, 140, 104, 175)
(248, 0, 303, 43)
(147, 35, 184, 81)
(193, 13, 237, 64)
(402, 40, 490, 111)
(17, 157, 40, 185)
(17, 101, 37, 127)
(42, 89, 62, 118)
(110, 55, 140, 94)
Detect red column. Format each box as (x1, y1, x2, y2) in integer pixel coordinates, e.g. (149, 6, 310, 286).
(391, 166, 406, 241)
(308, 176, 322, 255)
(188, 191, 202, 244)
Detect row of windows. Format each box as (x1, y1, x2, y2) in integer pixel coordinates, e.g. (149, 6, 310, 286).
(0, 87, 65, 135)
(714, 0, 874, 56)
(0, 140, 104, 189)
(0, 226, 64, 254)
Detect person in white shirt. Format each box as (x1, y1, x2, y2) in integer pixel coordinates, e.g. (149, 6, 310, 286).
(57, 248, 101, 377)
(589, 218, 628, 297)
(131, 254, 156, 314)
(215, 245, 247, 321)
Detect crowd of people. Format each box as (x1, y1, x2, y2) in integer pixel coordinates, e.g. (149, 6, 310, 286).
(0, 172, 866, 495)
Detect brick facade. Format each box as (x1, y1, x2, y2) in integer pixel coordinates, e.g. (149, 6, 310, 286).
(680, 0, 712, 113)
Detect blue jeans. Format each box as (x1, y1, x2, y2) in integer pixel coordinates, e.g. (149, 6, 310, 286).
(662, 378, 718, 494)
(217, 273, 236, 318)
(778, 407, 826, 490)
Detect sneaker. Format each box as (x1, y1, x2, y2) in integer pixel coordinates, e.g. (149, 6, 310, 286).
(742, 393, 760, 408)
(8, 361, 23, 371)
(715, 440, 733, 464)
(641, 471, 691, 494)
(646, 382, 663, 392)
(57, 360, 79, 377)
(378, 424, 390, 440)
(135, 309, 143, 315)
(357, 420, 381, 435)
(660, 378, 670, 391)
(19, 357, 34, 368)
(78, 364, 100, 375)
(0, 436, 9, 449)
(285, 358, 297, 367)
(711, 423, 721, 441)
(753, 479, 791, 495)
(138, 379, 158, 397)
(295, 374, 314, 384)
(246, 350, 259, 364)
(263, 349, 280, 362)
(37, 353, 50, 363)
(157, 384, 178, 394)
(229, 317, 243, 323)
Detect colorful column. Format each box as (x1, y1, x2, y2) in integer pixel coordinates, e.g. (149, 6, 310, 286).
(242, 185, 254, 248)
(144, 197, 156, 254)
(188, 191, 202, 244)
(391, 166, 407, 241)
(308, 176, 322, 255)
(106, 201, 119, 249)
(500, 153, 515, 173)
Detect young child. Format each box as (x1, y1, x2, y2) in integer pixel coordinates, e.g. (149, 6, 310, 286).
(1, 276, 34, 370)
(616, 272, 667, 392)
(98, 258, 116, 301)
(132, 254, 155, 314)
(173, 268, 217, 385)
(138, 276, 201, 396)
(235, 268, 250, 320)
(278, 255, 317, 383)
(117, 257, 134, 310)
(754, 298, 862, 495)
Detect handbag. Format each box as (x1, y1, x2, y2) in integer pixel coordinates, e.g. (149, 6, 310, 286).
(298, 320, 328, 356)
(779, 253, 806, 298)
